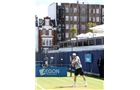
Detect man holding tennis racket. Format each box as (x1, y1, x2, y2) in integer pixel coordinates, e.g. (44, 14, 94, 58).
(70, 53, 88, 87)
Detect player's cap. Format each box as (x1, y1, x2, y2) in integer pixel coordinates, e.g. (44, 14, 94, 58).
(72, 53, 76, 55)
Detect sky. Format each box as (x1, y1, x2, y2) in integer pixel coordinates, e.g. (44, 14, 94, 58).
(35, 0, 104, 18)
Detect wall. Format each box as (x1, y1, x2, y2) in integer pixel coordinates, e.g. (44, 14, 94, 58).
(48, 3, 57, 26)
(35, 27, 39, 52)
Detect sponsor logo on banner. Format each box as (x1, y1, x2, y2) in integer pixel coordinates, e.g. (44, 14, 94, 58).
(85, 54, 92, 63)
(39, 68, 60, 76)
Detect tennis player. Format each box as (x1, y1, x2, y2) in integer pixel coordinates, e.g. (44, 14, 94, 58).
(70, 53, 88, 87)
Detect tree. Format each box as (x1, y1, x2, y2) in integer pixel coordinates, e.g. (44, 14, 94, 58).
(70, 27, 77, 37)
(87, 22, 96, 33)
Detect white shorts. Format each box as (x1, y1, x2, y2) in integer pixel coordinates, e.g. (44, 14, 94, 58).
(45, 61, 48, 64)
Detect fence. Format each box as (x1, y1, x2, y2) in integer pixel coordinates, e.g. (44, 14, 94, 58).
(36, 49, 104, 74)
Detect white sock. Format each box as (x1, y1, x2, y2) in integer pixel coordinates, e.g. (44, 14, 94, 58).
(84, 81, 87, 84)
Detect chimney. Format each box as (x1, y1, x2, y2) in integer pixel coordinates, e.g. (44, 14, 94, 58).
(77, 0, 79, 4)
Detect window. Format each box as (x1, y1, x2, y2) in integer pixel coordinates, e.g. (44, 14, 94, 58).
(81, 8, 85, 14)
(66, 16, 69, 21)
(74, 8, 77, 13)
(46, 40, 48, 45)
(81, 16, 85, 22)
(65, 7, 69, 13)
(93, 17, 95, 22)
(89, 17, 92, 21)
(58, 27, 61, 32)
(96, 9, 99, 14)
(74, 16, 77, 21)
(81, 25, 85, 30)
(58, 34, 61, 40)
(42, 39, 52, 46)
(39, 19, 43, 24)
(70, 16, 72, 21)
(49, 40, 52, 45)
(39, 19, 43, 26)
(93, 9, 95, 13)
(102, 16, 104, 23)
(58, 24, 61, 27)
(66, 24, 69, 29)
(96, 17, 99, 22)
(74, 24, 77, 28)
(42, 30, 46, 35)
(49, 30, 52, 36)
(35, 20, 38, 27)
(45, 19, 49, 26)
(42, 39, 45, 45)
(89, 9, 92, 13)
(66, 33, 69, 38)
(102, 8, 104, 15)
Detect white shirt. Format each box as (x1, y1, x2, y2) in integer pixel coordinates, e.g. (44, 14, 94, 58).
(72, 56, 82, 69)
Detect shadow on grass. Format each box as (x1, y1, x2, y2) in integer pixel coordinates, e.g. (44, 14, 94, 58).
(67, 71, 104, 80)
(55, 86, 86, 88)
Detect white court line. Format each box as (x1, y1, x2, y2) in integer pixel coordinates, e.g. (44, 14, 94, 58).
(35, 83, 46, 90)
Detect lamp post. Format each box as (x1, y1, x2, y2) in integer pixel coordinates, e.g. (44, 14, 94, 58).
(70, 39, 73, 77)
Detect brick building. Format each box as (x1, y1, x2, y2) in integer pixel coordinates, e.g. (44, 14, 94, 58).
(48, 2, 104, 44)
(37, 16, 58, 53)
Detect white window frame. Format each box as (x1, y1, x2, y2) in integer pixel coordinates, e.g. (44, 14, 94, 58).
(42, 30, 46, 35)
(49, 30, 52, 36)
(45, 19, 49, 26)
(96, 17, 99, 22)
(42, 39, 45, 46)
(65, 33, 69, 38)
(74, 8, 77, 13)
(49, 40, 52, 46)
(96, 9, 99, 14)
(81, 16, 85, 22)
(66, 16, 69, 21)
(65, 7, 69, 13)
(81, 25, 85, 30)
(42, 38, 52, 46)
(81, 8, 85, 13)
(74, 24, 77, 28)
(74, 16, 77, 21)
(66, 24, 69, 29)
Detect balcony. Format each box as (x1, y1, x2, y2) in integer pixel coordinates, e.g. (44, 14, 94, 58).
(57, 37, 61, 41)
(59, 7, 65, 10)
(61, 16, 65, 19)
(57, 28, 61, 33)
(59, 36, 104, 48)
